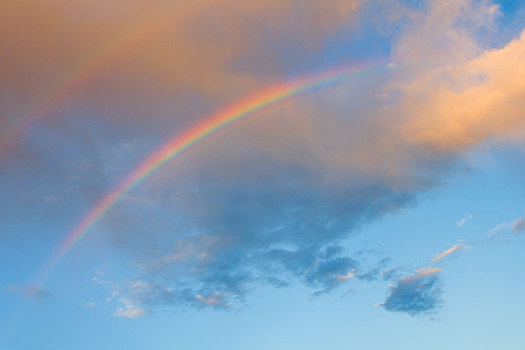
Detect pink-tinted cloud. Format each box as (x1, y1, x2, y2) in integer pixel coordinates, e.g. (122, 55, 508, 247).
(512, 217, 525, 233)
(430, 242, 470, 264)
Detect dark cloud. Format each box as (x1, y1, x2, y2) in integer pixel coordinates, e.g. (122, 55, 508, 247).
(379, 267, 442, 316)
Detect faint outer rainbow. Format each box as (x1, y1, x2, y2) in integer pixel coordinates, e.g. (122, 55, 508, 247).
(37, 62, 390, 283)
(0, 3, 195, 158)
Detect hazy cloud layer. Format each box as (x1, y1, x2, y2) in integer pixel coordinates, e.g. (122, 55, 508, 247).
(4, 284, 51, 304)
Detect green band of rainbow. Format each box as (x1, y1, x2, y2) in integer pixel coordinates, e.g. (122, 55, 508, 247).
(38, 62, 389, 283)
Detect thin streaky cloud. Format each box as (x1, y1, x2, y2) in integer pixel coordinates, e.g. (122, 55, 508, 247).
(512, 217, 525, 233)
(457, 214, 473, 227)
(430, 241, 470, 264)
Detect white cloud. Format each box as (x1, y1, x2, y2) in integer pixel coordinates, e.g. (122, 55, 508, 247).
(113, 305, 147, 319)
(457, 214, 473, 227)
(194, 292, 232, 308)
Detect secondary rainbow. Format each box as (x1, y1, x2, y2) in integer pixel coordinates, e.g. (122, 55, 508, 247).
(38, 62, 388, 283)
(0, 4, 190, 158)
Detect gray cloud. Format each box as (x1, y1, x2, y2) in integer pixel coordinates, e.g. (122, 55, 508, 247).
(379, 238, 471, 317)
(379, 267, 442, 316)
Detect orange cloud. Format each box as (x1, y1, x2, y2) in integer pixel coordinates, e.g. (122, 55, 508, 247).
(0, 0, 364, 157)
(430, 242, 469, 264)
(397, 29, 525, 150)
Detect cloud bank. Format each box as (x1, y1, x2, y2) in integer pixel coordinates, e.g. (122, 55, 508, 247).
(1, 0, 524, 317)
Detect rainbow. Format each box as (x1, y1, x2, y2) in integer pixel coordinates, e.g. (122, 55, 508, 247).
(37, 62, 389, 283)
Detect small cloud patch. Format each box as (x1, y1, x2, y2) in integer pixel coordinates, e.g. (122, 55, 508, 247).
(114, 305, 147, 319)
(430, 241, 469, 264)
(379, 267, 442, 316)
(512, 217, 525, 233)
(457, 215, 473, 227)
(5, 284, 51, 304)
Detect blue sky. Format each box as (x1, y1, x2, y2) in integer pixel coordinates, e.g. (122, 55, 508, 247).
(1, 1, 525, 349)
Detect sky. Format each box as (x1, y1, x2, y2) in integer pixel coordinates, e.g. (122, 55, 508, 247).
(1, 0, 524, 349)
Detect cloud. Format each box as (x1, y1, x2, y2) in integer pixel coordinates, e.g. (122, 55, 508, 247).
(379, 267, 442, 316)
(512, 217, 525, 233)
(488, 220, 514, 236)
(0, 0, 363, 110)
(395, 28, 525, 150)
(430, 241, 470, 264)
(3, 0, 524, 316)
(0, 0, 370, 167)
(105, 241, 383, 314)
(109, 278, 236, 314)
(379, 238, 470, 316)
(457, 214, 473, 227)
(4, 284, 51, 304)
(114, 305, 147, 319)
(488, 211, 525, 236)
(87, 0, 525, 315)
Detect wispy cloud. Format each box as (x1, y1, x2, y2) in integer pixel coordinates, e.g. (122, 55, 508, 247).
(430, 241, 470, 264)
(488, 211, 525, 236)
(4, 284, 51, 304)
(512, 217, 525, 233)
(488, 220, 515, 237)
(114, 305, 147, 319)
(457, 214, 473, 227)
